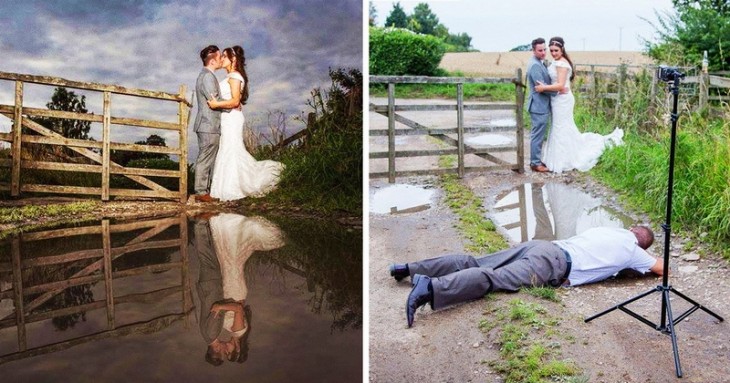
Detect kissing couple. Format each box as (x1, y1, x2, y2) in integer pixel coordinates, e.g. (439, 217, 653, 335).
(193, 45, 284, 202)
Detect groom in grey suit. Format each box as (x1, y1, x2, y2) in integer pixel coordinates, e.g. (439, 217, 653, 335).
(526, 38, 556, 173)
(193, 45, 223, 202)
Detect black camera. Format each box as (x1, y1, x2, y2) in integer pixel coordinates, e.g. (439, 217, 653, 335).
(656, 65, 685, 82)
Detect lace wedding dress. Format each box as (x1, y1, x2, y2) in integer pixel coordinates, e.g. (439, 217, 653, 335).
(210, 72, 284, 201)
(542, 60, 623, 174)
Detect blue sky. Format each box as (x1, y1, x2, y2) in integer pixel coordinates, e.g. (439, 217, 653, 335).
(371, 0, 675, 52)
(0, 0, 362, 159)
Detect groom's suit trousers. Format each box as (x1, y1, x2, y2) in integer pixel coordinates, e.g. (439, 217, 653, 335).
(408, 241, 569, 309)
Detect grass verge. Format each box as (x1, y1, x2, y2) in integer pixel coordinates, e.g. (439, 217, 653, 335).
(480, 297, 585, 383)
(437, 155, 506, 254)
(0, 201, 100, 240)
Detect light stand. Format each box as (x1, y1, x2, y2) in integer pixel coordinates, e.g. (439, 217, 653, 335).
(584, 72, 724, 378)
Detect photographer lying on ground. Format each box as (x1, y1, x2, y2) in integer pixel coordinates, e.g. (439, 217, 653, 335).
(389, 226, 664, 327)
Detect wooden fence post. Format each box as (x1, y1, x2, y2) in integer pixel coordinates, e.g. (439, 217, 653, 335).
(11, 81, 23, 197)
(699, 72, 709, 110)
(590, 65, 598, 102)
(456, 83, 465, 178)
(11, 236, 26, 351)
(101, 91, 111, 201)
(515, 68, 525, 173)
(387, 82, 396, 183)
(178, 85, 188, 203)
(615, 64, 627, 115)
(102, 219, 115, 329)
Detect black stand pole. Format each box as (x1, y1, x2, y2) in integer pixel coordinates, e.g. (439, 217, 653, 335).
(584, 75, 724, 378)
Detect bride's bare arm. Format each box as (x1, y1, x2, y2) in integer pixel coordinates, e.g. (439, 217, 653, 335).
(535, 66, 569, 93)
(207, 78, 242, 109)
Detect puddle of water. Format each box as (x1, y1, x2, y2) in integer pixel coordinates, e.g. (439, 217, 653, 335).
(0, 213, 361, 381)
(491, 182, 633, 243)
(370, 184, 435, 214)
(465, 134, 513, 147)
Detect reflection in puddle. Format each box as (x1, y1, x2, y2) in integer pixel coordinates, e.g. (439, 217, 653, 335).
(465, 134, 513, 147)
(0, 212, 361, 381)
(370, 184, 435, 214)
(491, 183, 633, 243)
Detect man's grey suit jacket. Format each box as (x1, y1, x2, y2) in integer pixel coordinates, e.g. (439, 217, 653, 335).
(193, 68, 221, 134)
(526, 56, 553, 115)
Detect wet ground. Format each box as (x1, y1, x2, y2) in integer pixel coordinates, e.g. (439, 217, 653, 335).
(370, 171, 730, 383)
(0, 212, 362, 382)
(368, 98, 729, 382)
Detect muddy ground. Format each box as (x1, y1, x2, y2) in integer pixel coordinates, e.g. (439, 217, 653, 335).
(369, 169, 730, 383)
(368, 98, 729, 382)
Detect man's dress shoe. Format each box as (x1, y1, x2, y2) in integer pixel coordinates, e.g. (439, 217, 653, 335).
(389, 263, 409, 282)
(406, 274, 433, 328)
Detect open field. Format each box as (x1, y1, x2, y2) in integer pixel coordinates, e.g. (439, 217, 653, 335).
(440, 51, 655, 77)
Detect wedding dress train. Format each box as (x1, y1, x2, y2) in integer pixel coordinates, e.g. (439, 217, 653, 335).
(210, 72, 284, 201)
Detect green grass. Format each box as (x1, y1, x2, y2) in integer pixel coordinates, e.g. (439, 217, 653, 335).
(582, 104, 730, 259)
(524, 286, 560, 302)
(0, 201, 100, 240)
(370, 82, 515, 102)
(439, 173, 506, 254)
(483, 298, 581, 383)
(0, 201, 99, 224)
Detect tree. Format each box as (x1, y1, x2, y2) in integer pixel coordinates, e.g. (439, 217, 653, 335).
(111, 134, 169, 166)
(409, 3, 439, 35)
(384, 2, 407, 28)
(40, 87, 91, 140)
(510, 44, 532, 52)
(369, 2, 377, 26)
(646, 1, 730, 70)
(444, 32, 473, 52)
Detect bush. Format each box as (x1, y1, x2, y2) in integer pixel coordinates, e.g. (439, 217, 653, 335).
(369, 27, 445, 76)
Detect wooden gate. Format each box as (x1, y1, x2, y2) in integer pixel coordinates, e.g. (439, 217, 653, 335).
(0, 213, 191, 363)
(0, 71, 191, 202)
(369, 70, 525, 182)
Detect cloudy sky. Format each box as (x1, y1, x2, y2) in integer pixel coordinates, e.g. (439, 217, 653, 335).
(0, 0, 362, 159)
(371, 0, 675, 52)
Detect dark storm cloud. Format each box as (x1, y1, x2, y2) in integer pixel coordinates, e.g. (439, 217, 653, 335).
(0, 0, 362, 159)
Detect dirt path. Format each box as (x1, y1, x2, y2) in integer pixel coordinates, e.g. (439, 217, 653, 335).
(369, 169, 730, 382)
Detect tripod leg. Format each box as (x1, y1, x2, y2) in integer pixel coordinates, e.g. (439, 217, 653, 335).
(669, 287, 725, 322)
(584, 287, 657, 322)
(662, 289, 683, 378)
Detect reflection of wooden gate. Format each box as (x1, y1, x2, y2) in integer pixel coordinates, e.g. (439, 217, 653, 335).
(0, 213, 191, 364)
(0, 71, 191, 202)
(369, 71, 525, 183)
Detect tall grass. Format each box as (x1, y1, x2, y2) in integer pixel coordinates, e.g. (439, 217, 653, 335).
(261, 68, 362, 215)
(578, 71, 730, 258)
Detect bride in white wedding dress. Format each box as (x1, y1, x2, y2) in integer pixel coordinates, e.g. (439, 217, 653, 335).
(207, 46, 284, 201)
(535, 37, 623, 174)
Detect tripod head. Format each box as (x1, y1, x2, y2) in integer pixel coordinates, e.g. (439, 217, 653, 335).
(657, 65, 685, 95)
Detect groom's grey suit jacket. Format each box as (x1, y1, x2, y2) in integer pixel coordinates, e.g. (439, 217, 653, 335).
(526, 56, 553, 115)
(193, 68, 221, 134)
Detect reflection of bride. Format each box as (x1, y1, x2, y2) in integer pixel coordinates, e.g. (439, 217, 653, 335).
(201, 213, 285, 365)
(544, 183, 623, 240)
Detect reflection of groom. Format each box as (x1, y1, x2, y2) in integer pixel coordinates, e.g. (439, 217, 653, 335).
(193, 45, 223, 203)
(526, 38, 556, 173)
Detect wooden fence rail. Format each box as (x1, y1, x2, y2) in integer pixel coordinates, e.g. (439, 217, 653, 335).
(0, 213, 191, 364)
(0, 71, 191, 202)
(574, 63, 730, 111)
(369, 70, 525, 182)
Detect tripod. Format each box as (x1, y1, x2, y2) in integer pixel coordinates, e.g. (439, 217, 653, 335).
(584, 73, 724, 378)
